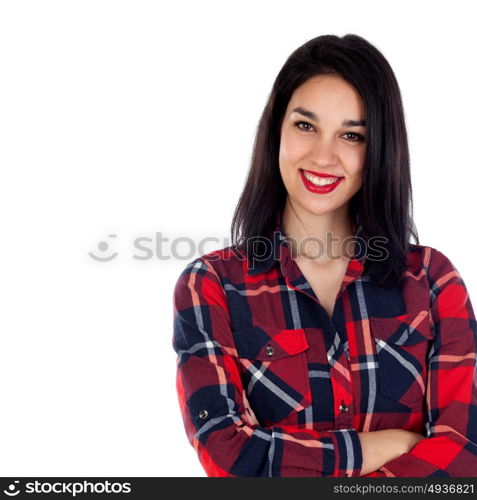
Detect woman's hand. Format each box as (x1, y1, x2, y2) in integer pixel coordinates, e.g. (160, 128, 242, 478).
(357, 429, 426, 476)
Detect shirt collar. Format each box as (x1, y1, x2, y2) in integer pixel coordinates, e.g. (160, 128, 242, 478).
(246, 210, 367, 277)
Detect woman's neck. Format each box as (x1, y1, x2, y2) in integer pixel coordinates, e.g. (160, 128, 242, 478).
(281, 198, 356, 264)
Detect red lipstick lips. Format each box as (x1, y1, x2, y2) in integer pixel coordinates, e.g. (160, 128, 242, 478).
(300, 169, 344, 194)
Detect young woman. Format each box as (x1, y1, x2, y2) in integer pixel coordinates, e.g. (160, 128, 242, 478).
(172, 34, 477, 477)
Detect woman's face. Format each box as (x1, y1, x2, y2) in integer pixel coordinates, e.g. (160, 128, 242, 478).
(279, 74, 367, 218)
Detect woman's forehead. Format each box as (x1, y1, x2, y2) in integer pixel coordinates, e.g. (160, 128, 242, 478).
(286, 78, 366, 121)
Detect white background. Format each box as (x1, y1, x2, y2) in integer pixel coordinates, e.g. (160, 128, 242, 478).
(0, 0, 475, 477)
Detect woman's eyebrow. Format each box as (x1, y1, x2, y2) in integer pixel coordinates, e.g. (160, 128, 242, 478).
(291, 107, 366, 127)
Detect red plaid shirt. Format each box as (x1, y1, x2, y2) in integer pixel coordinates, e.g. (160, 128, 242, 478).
(172, 211, 477, 477)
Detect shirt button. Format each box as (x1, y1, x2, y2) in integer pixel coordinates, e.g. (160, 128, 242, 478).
(339, 402, 349, 413)
(198, 409, 208, 419)
(265, 345, 274, 356)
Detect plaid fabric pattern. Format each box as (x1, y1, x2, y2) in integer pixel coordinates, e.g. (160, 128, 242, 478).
(172, 211, 477, 477)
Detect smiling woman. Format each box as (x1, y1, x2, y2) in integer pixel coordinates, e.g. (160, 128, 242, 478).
(172, 34, 477, 477)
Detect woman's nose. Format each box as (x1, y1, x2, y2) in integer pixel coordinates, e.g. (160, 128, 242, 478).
(309, 136, 338, 164)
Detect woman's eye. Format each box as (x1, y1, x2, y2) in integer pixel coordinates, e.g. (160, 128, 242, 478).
(344, 132, 366, 142)
(295, 121, 314, 132)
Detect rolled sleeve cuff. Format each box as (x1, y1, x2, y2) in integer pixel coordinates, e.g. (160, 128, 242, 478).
(333, 429, 363, 477)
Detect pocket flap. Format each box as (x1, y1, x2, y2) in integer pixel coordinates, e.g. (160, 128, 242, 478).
(369, 309, 434, 345)
(233, 326, 309, 361)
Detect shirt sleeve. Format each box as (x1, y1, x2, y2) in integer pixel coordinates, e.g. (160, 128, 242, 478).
(172, 256, 363, 477)
(362, 247, 477, 477)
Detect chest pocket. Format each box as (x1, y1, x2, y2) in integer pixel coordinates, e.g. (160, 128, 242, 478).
(233, 325, 312, 424)
(369, 310, 434, 410)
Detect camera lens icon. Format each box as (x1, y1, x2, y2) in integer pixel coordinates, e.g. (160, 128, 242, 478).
(4, 480, 20, 496)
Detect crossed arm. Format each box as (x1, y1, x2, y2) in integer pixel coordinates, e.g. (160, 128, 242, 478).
(173, 249, 477, 477)
(358, 429, 425, 475)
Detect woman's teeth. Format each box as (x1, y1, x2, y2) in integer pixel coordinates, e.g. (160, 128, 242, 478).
(303, 171, 341, 186)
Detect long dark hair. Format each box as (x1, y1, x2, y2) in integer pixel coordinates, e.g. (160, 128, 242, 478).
(230, 33, 419, 289)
